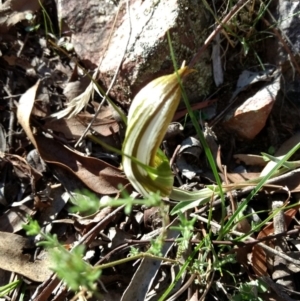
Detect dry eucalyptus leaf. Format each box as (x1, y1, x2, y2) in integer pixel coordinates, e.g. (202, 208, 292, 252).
(275, 132, 300, 157)
(7, 153, 42, 182)
(35, 135, 128, 195)
(17, 80, 40, 149)
(222, 172, 261, 184)
(178, 137, 202, 157)
(274, 170, 300, 193)
(37, 185, 68, 232)
(233, 154, 267, 166)
(63, 75, 90, 101)
(0, 231, 52, 282)
(45, 111, 119, 140)
(51, 69, 102, 119)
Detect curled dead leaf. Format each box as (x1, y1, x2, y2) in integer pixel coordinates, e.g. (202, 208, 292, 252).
(17, 81, 128, 195)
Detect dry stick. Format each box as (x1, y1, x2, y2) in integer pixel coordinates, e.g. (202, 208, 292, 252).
(3, 84, 14, 148)
(95, 242, 129, 265)
(3, 93, 22, 99)
(30, 275, 60, 301)
(272, 200, 296, 290)
(79, 205, 126, 245)
(169, 144, 184, 186)
(75, 0, 132, 148)
(188, 0, 251, 68)
(198, 270, 215, 301)
(166, 274, 196, 301)
(191, 214, 300, 267)
(17, 33, 28, 57)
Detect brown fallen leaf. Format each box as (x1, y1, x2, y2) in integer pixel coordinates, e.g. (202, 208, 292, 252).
(0, 231, 52, 282)
(17, 81, 129, 195)
(45, 111, 119, 140)
(220, 172, 261, 184)
(63, 74, 90, 101)
(16, 80, 40, 150)
(35, 135, 128, 195)
(234, 154, 267, 166)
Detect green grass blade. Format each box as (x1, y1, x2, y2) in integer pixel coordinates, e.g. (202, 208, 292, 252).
(167, 31, 226, 233)
(222, 143, 300, 236)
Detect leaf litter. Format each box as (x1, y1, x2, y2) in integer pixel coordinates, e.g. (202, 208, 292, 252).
(1, 0, 300, 300)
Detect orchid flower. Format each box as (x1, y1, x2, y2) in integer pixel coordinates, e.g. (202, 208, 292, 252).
(119, 63, 290, 215)
(122, 65, 193, 197)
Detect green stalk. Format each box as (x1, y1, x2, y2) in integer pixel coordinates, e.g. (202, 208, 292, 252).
(158, 239, 204, 301)
(167, 32, 226, 235)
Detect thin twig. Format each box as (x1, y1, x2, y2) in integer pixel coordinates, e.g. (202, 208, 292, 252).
(3, 77, 15, 149)
(76, 0, 132, 148)
(166, 274, 196, 301)
(191, 214, 300, 267)
(79, 205, 126, 245)
(125, 228, 300, 247)
(169, 144, 184, 186)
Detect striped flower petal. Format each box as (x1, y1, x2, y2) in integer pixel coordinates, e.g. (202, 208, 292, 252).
(122, 66, 193, 197)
